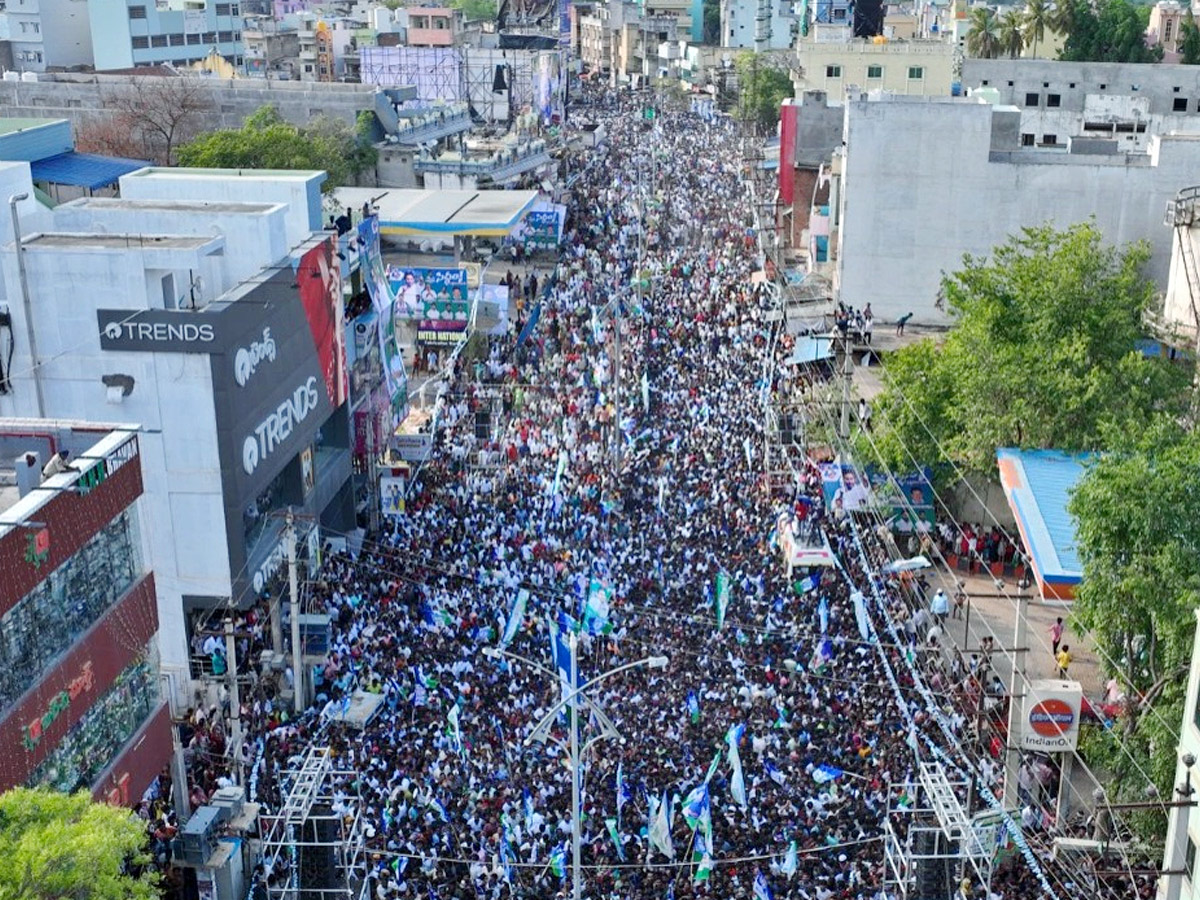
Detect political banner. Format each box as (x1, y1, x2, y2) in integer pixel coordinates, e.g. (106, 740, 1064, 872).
(522, 210, 561, 251)
(387, 265, 471, 326)
(865, 466, 936, 525)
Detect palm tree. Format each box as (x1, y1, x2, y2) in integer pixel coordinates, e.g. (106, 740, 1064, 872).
(966, 6, 1002, 58)
(1000, 8, 1026, 56)
(1023, 0, 1052, 57)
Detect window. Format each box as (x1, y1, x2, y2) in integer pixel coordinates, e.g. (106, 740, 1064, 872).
(18, 21, 25, 32)
(218, 30, 233, 41)
(31, 21, 38, 32)
(1176, 97, 1189, 111)
(131, 35, 149, 48)
(150, 33, 168, 46)
(1007, 80, 1014, 86)
(1047, 93, 1060, 107)
(186, 32, 201, 43)
(0, 510, 142, 713)
(1021, 133, 1035, 146)
(1069, 82, 1075, 88)
(215, 1, 230, 12)
(1176, 85, 1183, 93)
(908, 66, 924, 79)
(128, 3, 146, 16)
(1024, 92, 1039, 106)
(826, 64, 842, 77)
(33, 50, 40, 62)
(169, 32, 185, 45)
(1099, 82, 1107, 89)
(1042, 133, 1057, 145)
(1166, 19, 1173, 41)
(867, 64, 883, 79)
(231, 3, 239, 12)
(233, 30, 240, 39)
(203, 30, 217, 41)
(832, 6, 846, 18)
(981, 79, 989, 86)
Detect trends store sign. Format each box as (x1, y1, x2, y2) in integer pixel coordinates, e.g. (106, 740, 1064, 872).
(210, 240, 348, 502)
(97, 309, 221, 354)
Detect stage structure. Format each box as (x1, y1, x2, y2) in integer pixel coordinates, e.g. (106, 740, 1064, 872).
(259, 746, 369, 900)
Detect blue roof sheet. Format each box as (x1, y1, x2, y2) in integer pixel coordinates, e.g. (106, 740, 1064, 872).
(30, 151, 149, 190)
(996, 448, 1091, 584)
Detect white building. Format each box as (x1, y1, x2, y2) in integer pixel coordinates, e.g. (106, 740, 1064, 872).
(720, 0, 796, 50)
(962, 58, 1200, 152)
(0, 0, 93, 72)
(1161, 609, 1200, 900)
(836, 94, 1200, 324)
(0, 162, 354, 704)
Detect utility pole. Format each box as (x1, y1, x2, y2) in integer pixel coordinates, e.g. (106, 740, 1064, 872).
(269, 585, 283, 657)
(366, 403, 380, 533)
(287, 507, 304, 714)
(838, 328, 853, 440)
(1002, 594, 1029, 811)
(223, 610, 243, 786)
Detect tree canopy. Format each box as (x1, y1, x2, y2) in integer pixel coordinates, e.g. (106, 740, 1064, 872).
(734, 52, 794, 132)
(0, 787, 156, 900)
(1057, 0, 1162, 62)
(1069, 419, 1200, 841)
(175, 105, 378, 191)
(966, 7, 1002, 58)
(864, 222, 1190, 478)
(1181, 9, 1200, 64)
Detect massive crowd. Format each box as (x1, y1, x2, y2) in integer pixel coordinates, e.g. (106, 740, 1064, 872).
(173, 87, 1160, 900)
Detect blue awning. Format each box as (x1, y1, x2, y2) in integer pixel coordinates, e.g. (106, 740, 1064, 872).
(30, 151, 149, 190)
(784, 335, 834, 365)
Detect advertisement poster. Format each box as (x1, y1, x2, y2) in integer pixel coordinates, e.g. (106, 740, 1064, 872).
(359, 218, 394, 316)
(820, 461, 871, 512)
(297, 238, 348, 409)
(478, 283, 510, 336)
(380, 473, 407, 517)
(377, 300, 409, 412)
(522, 210, 561, 251)
(387, 265, 470, 323)
(866, 466, 936, 526)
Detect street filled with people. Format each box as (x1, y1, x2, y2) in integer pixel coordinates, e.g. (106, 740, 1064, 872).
(178, 88, 1163, 900)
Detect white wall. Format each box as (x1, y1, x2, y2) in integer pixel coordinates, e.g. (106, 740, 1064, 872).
(838, 97, 1200, 324)
(0, 241, 226, 685)
(119, 170, 324, 252)
(40, 0, 92, 68)
(52, 200, 291, 290)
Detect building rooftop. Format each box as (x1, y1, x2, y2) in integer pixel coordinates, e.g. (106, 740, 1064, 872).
(333, 187, 538, 237)
(0, 420, 141, 531)
(123, 166, 326, 181)
(22, 232, 223, 251)
(0, 118, 64, 137)
(63, 197, 280, 215)
(996, 448, 1091, 601)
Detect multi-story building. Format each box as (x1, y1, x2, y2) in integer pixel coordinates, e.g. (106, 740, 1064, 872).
(794, 25, 956, 96)
(1148, 0, 1187, 60)
(962, 58, 1200, 151)
(834, 94, 1200, 325)
(0, 419, 169, 804)
(242, 13, 299, 76)
(720, 0, 796, 49)
(0, 161, 356, 702)
(293, 13, 365, 81)
(86, 0, 245, 71)
(405, 5, 461, 46)
(0, 0, 93, 72)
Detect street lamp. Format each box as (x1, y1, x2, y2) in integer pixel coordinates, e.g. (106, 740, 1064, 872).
(483, 637, 668, 900)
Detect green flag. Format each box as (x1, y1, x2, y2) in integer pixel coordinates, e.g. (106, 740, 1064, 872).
(605, 817, 626, 861)
(714, 570, 730, 631)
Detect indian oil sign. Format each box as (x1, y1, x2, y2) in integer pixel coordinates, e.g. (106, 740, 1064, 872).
(1021, 680, 1082, 752)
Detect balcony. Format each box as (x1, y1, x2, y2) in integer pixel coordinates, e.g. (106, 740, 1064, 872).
(414, 139, 553, 183)
(389, 103, 472, 146)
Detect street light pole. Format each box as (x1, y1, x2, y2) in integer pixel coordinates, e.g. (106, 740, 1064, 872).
(569, 632, 582, 900)
(483, 642, 668, 900)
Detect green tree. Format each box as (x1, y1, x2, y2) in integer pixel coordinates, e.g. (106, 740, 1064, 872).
(1059, 0, 1162, 62)
(864, 222, 1190, 478)
(966, 7, 1002, 58)
(703, 0, 721, 44)
(999, 9, 1026, 57)
(734, 52, 794, 132)
(448, 0, 497, 21)
(1181, 8, 1200, 63)
(1069, 419, 1200, 842)
(176, 105, 377, 191)
(0, 787, 156, 900)
(1023, 0, 1052, 56)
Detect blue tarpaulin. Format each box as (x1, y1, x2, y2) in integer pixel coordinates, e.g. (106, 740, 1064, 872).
(784, 335, 834, 365)
(30, 151, 149, 190)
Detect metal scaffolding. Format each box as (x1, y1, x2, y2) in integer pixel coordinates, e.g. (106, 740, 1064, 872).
(884, 762, 1004, 900)
(258, 746, 369, 900)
